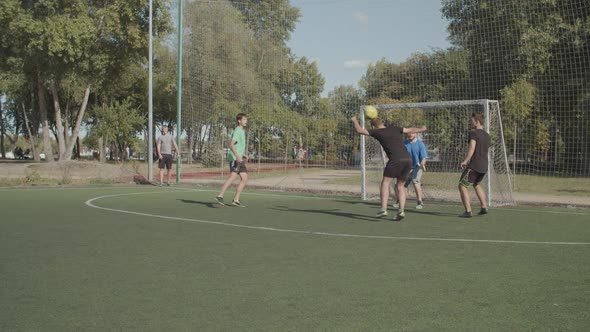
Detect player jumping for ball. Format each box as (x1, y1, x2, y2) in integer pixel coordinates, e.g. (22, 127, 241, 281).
(352, 116, 427, 221)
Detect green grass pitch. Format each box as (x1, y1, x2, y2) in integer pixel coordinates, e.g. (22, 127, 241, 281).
(1, 185, 589, 331)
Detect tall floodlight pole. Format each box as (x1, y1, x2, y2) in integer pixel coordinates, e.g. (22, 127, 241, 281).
(147, 0, 154, 181)
(176, 0, 183, 183)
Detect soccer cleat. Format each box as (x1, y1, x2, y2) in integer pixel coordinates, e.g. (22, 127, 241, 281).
(376, 209, 388, 217)
(416, 201, 424, 209)
(392, 211, 405, 221)
(232, 200, 246, 207)
(478, 208, 489, 215)
(166, 182, 171, 186)
(215, 196, 225, 205)
(392, 202, 400, 209)
(459, 211, 473, 218)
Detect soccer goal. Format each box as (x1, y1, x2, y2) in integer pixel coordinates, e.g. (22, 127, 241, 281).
(360, 100, 515, 207)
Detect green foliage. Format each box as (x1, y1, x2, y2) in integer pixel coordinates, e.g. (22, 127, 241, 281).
(277, 57, 326, 116)
(181, 1, 331, 165)
(500, 80, 537, 154)
(361, 48, 470, 104)
(0, 0, 172, 160)
(86, 99, 144, 154)
(229, 0, 301, 46)
(442, 0, 590, 171)
(328, 85, 362, 119)
(501, 80, 536, 121)
(533, 118, 551, 160)
(327, 86, 364, 163)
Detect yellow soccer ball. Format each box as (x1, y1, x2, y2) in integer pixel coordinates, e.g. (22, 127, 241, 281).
(365, 105, 378, 119)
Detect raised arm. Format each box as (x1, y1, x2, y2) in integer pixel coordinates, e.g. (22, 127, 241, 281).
(402, 125, 427, 134)
(351, 117, 370, 136)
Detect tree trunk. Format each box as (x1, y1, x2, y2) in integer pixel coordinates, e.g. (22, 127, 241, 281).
(98, 137, 106, 163)
(65, 86, 90, 160)
(37, 71, 54, 162)
(12, 104, 21, 146)
(50, 83, 90, 161)
(76, 136, 81, 159)
(22, 102, 40, 162)
(50, 82, 67, 160)
(64, 101, 70, 146)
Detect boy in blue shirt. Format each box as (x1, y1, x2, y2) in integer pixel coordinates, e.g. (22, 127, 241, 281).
(394, 132, 428, 209)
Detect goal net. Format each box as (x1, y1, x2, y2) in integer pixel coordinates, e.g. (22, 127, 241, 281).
(361, 100, 515, 207)
(172, 0, 588, 204)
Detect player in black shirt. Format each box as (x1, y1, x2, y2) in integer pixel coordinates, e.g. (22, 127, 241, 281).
(352, 116, 427, 221)
(458, 113, 491, 218)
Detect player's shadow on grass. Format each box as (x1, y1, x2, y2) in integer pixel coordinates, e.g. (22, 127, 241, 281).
(334, 200, 460, 217)
(177, 199, 219, 208)
(271, 206, 381, 222)
(409, 209, 459, 217)
(333, 200, 381, 207)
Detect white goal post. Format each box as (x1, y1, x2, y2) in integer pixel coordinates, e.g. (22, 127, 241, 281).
(360, 100, 515, 207)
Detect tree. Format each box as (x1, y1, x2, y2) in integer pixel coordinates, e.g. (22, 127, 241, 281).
(229, 0, 301, 46)
(182, 1, 269, 166)
(442, 0, 557, 99)
(277, 56, 326, 116)
(328, 85, 363, 164)
(86, 99, 144, 161)
(361, 59, 408, 101)
(500, 79, 535, 162)
(360, 48, 470, 104)
(443, 0, 590, 173)
(404, 48, 470, 101)
(0, 0, 171, 161)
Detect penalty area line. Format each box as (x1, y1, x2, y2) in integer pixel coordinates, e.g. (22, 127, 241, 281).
(85, 192, 590, 246)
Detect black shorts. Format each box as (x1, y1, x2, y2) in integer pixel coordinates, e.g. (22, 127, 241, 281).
(459, 168, 486, 187)
(158, 154, 173, 169)
(229, 160, 247, 174)
(384, 159, 412, 180)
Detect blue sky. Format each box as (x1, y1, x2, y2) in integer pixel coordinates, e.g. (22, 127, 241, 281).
(287, 0, 451, 95)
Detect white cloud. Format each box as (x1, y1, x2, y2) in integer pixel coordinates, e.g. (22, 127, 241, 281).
(353, 11, 369, 24)
(344, 59, 371, 69)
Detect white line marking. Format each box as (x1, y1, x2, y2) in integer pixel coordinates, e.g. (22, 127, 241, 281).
(2, 184, 588, 215)
(0, 185, 140, 192)
(85, 192, 590, 246)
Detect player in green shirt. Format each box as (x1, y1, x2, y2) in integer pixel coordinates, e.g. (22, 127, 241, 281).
(216, 113, 249, 207)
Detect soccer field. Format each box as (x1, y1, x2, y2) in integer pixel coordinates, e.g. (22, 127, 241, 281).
(1, 185, 589, 331)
